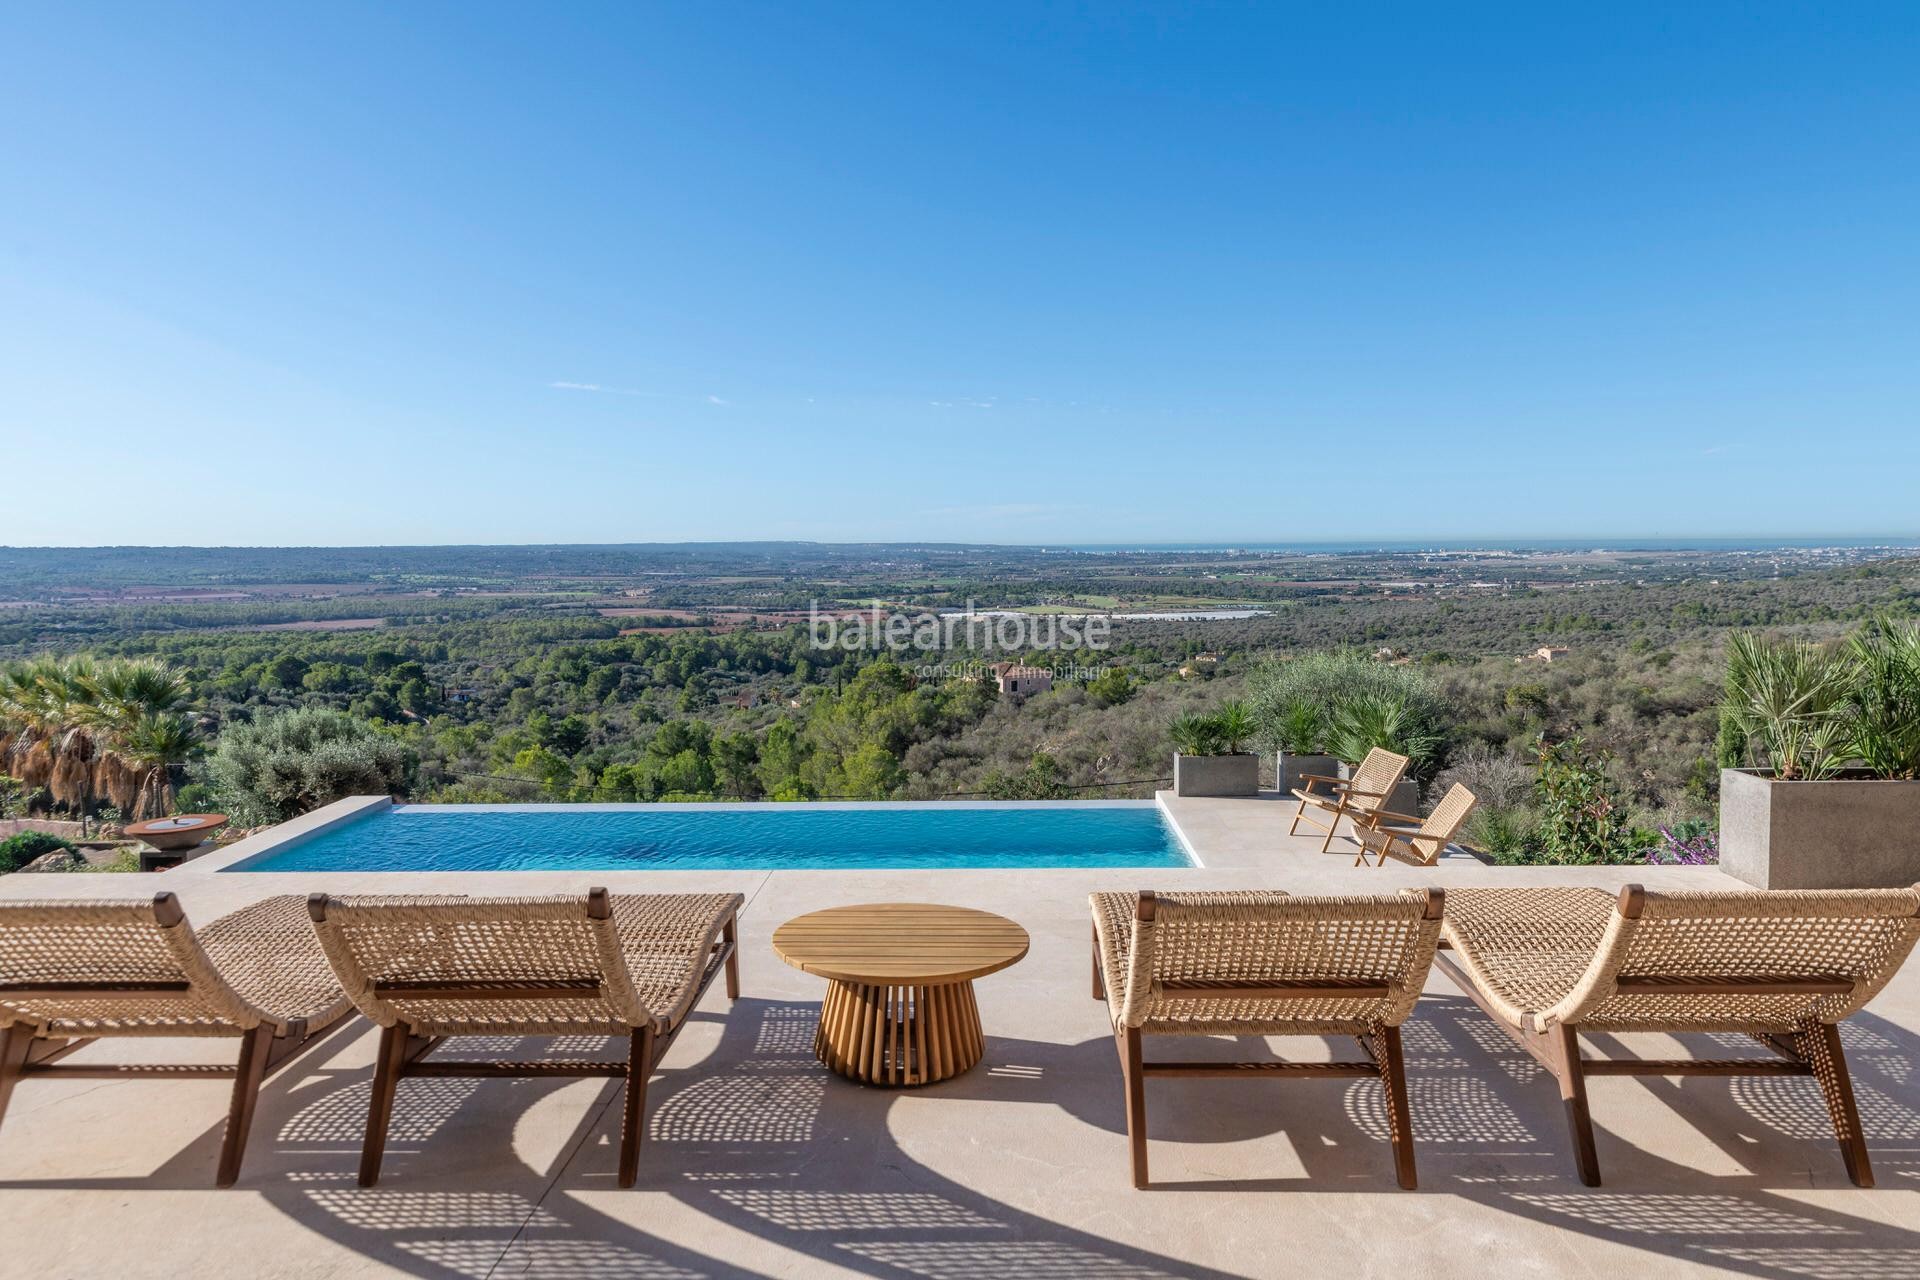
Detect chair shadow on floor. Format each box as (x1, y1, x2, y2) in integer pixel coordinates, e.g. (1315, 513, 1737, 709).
(5, 995, 1920, 1280)
(0, 1003, 1242, 1278)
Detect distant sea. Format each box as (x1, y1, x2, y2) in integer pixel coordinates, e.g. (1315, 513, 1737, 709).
(1052, 537, 1920, 554)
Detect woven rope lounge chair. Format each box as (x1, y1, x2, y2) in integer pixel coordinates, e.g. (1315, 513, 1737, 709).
(1437, 883, 1920, 1187)
(307, 888, 742, 1188)
(1288, 747, 1410, 853)
(1350, 783, 1478, 868)
(1089, 887, 1444, 1189)
(0, 893, 352, 1186)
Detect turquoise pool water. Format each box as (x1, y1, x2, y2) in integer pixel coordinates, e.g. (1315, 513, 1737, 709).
(227, 802, 1194, 872)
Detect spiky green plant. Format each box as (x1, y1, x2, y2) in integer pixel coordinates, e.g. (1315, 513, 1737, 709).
(1169, 712, 1224, 756)
(1719, 631, 1855, 781)
(1845, 616, 1920, 779)
(1274, 699, 1326, 754)
(1213, 701, 1255, 754)
(1323, 694, 1442, 772)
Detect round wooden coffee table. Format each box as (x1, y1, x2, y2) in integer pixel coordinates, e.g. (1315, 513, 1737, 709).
(773, 903, 1029, 1087)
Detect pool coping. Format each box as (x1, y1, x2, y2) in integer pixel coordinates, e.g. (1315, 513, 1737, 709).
(196, 794, 1207, 875)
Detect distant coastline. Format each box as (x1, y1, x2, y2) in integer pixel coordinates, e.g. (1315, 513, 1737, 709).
(1053, 537, 1920, 555)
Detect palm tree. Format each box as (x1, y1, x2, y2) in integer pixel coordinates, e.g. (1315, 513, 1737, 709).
(0, 656, 200, 825)
(115, 710, 204, 820)
(0, 657, 99, 817)
(82, 658, 195, 819)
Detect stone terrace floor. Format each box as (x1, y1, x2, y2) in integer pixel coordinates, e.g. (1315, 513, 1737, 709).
(0, 793, 1916, 1279)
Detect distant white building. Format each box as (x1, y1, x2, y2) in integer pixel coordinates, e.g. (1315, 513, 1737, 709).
(1518, 645, 1570, 663)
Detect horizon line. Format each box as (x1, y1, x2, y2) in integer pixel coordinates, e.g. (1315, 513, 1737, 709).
(5, 533, 1920, 554)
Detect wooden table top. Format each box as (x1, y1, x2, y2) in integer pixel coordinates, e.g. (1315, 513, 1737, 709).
(772, 903, 1031, 985)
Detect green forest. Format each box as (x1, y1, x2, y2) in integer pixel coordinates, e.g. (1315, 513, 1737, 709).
(3, 546, 1918, 866)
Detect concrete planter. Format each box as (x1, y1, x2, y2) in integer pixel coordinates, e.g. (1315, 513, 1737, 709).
(1276, 752, 1340, 796)
(1174, 752, 1260, 797)
(1337, 761, 1420, 816)
(1720, 767, 1920, 889)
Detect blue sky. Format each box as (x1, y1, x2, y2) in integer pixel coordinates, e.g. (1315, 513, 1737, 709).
(3, 3, 1917, 547)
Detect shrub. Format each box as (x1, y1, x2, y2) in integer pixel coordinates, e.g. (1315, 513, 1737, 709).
(1718, 619, 1920, 781)
(1085, 667, 1134, 708)
(0, 830, 78, 874)
(1432, 742, 1533, 811)
(1467, 806, 1541, 864)
(207, 707, 417, 825)
(1169, 703, 1255, 756)
(983, 752, 1069, 799)
(1532, 736, 1644, 865)
(1271, 700, 1326, 756)
(1247, 649, 1450, 773)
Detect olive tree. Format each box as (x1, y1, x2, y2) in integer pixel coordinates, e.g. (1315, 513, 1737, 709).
(208, 706, 417, 825)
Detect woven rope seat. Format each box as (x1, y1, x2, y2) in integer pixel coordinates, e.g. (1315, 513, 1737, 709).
(200, 895, 353, 1033)
(1441, 885, 1920, 1034)
(0, 894, 346, 1038)
(311, 891, 743, 1037)
(1092, 889, 1440, 1036)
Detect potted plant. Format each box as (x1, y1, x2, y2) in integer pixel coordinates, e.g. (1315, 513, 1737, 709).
(1247, 649, 1449, 799)
(1322, 694, 1434, 814)
(1718, 620, 1920, 889)
(1171, 702, 1260, 797)
(1269, 699, 1341, 797)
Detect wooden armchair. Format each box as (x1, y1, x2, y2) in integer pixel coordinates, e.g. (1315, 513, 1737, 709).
(1287, 746, 1410, 853)
(1351, 784, 1479, 867)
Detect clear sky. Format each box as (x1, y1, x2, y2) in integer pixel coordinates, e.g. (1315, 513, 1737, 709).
(3, 3, 1917, 547)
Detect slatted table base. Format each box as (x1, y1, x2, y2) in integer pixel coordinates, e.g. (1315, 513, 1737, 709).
(814, 979, 984, 1086)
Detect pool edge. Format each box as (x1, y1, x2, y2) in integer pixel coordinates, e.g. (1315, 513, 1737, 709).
(201, 795, 1201, 874)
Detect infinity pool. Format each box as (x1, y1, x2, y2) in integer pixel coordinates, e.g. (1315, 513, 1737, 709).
(226, 802, 1196, 872)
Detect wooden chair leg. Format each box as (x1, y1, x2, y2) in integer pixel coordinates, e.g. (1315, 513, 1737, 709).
(1799, 1022, 1874, 1188)
(1119, 1025, 1148, 1188)
(618, 1025, 654, 1188)
(1548, 1023, 1601, 1186)
(1317, 805, 1342, 853)
(1372, 1025, 1418, 1190)
(722, 917, 741, 1001)
(1091, 921, 1105, 1000)
(0, 1024, 31, 1132)
(360, 1024, 409, 1188)
(215, 1025, 274, 1187)
(1287, 799, 1306, 836)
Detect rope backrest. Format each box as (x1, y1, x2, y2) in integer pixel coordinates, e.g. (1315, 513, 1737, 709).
(1552, 884, 1920, 1029)
(1408, 784, 1478, 856)
(1347, 748, 1411, 811)
(1117, 888, 1442, 1029)
(0, 894, 264, 1034)
(308, 889, 652, 1034)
